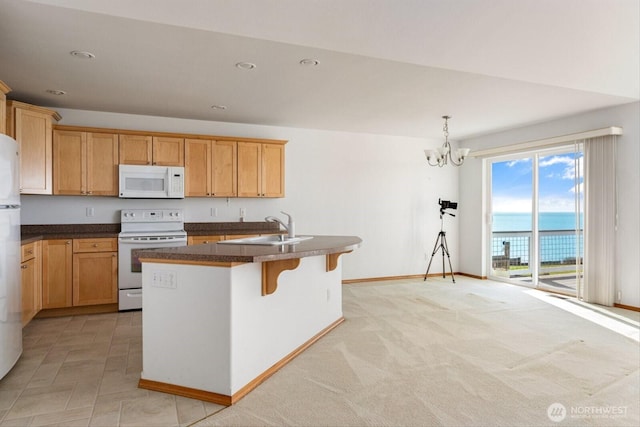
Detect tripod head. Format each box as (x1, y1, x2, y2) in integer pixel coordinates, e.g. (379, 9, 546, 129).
(438, 198, 457, 218)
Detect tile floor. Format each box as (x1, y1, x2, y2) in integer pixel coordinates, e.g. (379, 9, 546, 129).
(0, 311, 225, 427)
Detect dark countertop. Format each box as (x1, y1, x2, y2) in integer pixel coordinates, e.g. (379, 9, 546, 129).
(137, 235, 362, 264)
(20, 222, 282, 243)
(21, 224, 121, 243)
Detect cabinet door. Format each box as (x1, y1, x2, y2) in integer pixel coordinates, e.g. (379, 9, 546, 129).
(53, 130, 85, 195)
(119, 134, 152, 165)
(0, 86, 7, 135)
(42, 239, 73, 309)
(212, 140, 237, 197)
(185, 139, 211, 197)
(15, 108, 53, 194)
(152, 136, 184, 166)
(237, 142, 261, 197)
(87, 133, 119, 195)
(262, 143, 284, 198)
(21, 258, 37, 326)
(73, 252, 118, 306)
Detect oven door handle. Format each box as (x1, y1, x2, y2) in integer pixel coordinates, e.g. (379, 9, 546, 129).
(118, 238, 187, 244)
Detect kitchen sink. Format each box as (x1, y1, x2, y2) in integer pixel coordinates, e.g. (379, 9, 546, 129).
(218, 235, 314, 246)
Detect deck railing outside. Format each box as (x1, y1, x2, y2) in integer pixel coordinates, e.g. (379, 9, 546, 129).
(491, 230, 583, 277)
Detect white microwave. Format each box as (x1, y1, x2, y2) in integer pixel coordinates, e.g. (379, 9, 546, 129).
(119, 165, 185, 199)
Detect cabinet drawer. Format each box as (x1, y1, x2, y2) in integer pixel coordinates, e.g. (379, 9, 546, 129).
(21, 242, 37, 262)
(73, 238, 117, 253)
(187, 235, 225, 245)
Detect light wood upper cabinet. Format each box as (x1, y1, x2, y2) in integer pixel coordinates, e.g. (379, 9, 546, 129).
(119, 134, 184, 166)
(261, 143, 285, 197)
(153, 136, 184, 166)
(6, 101, 61, 194)
(0, 80, 10, 135)
(119, 134, 152, 165)
(237, 142, 284, 198)
(53, 130, 119, 196)
(185, 139, 237, 197)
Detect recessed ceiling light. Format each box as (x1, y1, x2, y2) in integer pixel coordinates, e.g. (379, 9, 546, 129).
(210, 105, 227, 110)
(45, 89, 66, 96)
(70, 50, 96, 59)
(235, 62, 256, 70)
(299, 58, 320, 66)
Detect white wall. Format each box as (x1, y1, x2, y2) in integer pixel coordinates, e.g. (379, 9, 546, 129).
(458, 102, 640, 308)
(21, 108, 460, 281)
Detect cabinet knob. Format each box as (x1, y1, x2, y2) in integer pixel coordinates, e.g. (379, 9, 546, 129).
(66, 241, 71, 245)
(93, 243, 99, 247)
(21, 265, 27, 269)
(88, 191, 93, 195)
(27, 250, 33, 254)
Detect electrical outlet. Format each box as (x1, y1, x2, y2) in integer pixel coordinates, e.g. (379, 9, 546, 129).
(86, 207, 94, 217)
(240, 208, 246, 218)
(211, 208, 218, 217)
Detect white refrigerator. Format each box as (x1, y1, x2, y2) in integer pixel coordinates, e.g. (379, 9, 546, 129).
(0, 133, 22, 380)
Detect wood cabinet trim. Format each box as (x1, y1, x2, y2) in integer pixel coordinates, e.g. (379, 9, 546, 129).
(0, 80, 11, 94)
(7, 100, 61, 121)
(54, 124, 287, 145)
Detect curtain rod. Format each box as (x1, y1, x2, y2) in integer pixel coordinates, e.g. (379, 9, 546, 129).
(470, 126, 623, 158)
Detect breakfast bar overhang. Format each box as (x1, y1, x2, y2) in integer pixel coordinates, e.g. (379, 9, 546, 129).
(136, 235, 362, 406)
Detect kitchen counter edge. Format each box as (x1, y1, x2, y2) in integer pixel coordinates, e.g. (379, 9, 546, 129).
(137, 235, 363, 264)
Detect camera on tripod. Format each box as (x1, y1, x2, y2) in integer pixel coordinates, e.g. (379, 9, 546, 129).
(439, 199, 457, 211)
(438, 199, 458, 217)
(425, 198, 459, 283)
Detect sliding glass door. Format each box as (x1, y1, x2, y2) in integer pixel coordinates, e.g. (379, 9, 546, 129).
(488, 145, 583, 295)
(490, 155, 534, 282)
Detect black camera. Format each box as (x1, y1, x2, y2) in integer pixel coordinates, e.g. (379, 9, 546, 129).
(439, 199, 458, 210)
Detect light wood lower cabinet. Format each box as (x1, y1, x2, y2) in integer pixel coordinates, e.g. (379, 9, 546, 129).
(186, 234, 264, 245)
(187, 235, 226, 245)
(73, 251, 118, 306)
(21, 241, 41, 326)
(42, 239, 73, 309)
(42, 238, 117, 309)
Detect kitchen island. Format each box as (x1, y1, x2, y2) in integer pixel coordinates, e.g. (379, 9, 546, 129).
(136, 235, 361, 405)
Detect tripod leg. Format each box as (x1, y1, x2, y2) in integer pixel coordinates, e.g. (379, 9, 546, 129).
(424, 233, 442, 281)
(441, 234, 456, 283)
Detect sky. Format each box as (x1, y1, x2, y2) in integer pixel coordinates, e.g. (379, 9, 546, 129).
(491, 152, 583, 213)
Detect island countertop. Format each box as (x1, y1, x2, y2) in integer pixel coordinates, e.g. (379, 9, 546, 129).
(137, 235, 362, 264)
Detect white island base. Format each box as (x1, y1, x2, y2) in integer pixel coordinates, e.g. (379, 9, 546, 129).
(138, 254, 345, 405)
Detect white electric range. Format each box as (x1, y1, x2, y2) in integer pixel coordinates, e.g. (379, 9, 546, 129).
(118, 209, 187, 310)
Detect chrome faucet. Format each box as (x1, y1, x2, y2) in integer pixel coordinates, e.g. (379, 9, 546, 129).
(265, 211, 295, 239)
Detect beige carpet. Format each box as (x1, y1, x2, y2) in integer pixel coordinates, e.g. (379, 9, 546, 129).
(194, 277, 639, 427)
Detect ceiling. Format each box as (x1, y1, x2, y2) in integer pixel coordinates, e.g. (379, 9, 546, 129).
(0, 0, 638, 140)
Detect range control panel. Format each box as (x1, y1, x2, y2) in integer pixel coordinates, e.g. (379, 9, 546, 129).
(121, 209, 183, 223)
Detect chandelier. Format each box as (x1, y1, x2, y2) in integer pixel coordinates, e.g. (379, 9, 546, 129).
(424, 116, 470, 167)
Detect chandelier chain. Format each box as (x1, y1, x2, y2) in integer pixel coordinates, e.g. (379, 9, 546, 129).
(442, 116, 449, 142)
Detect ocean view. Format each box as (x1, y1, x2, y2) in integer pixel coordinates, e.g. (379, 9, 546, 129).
(492, 212, 583, 264)
(492, 212, 583, 232)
